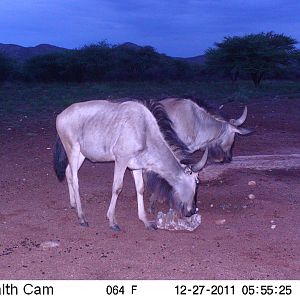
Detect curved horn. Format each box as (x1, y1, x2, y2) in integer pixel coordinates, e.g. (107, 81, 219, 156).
(191, 148, 208, 172)
(230, 106, 247, 127)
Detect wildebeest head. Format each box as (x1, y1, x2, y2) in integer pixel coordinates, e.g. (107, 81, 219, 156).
(209, 106, 252, 163)
(146, 149, 208, 217)
(173, 148, 208, 217)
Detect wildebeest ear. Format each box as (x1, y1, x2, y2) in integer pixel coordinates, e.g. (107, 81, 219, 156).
(180, 158, 194, 166)
(191, 147, 208, 172)
(235, 127, 254, 135)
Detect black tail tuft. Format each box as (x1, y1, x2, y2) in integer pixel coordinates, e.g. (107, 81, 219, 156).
(53, 136, 68, 181)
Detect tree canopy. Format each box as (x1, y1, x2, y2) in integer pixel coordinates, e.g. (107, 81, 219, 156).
(23, 41, 203, 83)
(205, 32, 299, 86)
(0, 52, 14, 83)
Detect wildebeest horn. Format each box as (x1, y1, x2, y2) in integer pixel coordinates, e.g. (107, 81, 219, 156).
(191, 148, 208, 172)
(230, 106, 247, 127)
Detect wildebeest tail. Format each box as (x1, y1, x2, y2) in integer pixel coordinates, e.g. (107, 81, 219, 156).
(53, 136, 68, 181)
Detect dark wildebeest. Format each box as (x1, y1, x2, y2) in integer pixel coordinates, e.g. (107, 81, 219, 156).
(53, 100, 208, 231)
(148, 97, 251, 212)
(160, 98, 251, 163)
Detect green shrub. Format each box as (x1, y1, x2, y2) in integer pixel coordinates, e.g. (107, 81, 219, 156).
(23, 42, 203, 83)
(0, 52, 14, 82)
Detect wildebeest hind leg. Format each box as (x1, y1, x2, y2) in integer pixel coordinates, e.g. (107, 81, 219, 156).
(68, 149, 88, 226)
(66, 152, 85, 209)
(66, 165, 75, 209)
(132, 169, 157, 230)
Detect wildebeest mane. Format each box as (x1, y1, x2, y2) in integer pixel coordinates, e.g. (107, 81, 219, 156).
(161, 96, 226, 122)
(181, 96, 217, 112)
(186, 96, 231, 121)
(144, 100, 190, 159)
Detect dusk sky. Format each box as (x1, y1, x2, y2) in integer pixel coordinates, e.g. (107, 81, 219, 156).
(0, 0, 299, 57)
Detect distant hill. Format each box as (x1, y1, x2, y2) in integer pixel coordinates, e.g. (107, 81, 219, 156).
(117, 42, 143, 50)
(118, 42, 206, 64)
(0, 43, 67, 62)
(174, 55, 206, 65)
(0, 42, 206, 64)
(118, 42, 205, 65)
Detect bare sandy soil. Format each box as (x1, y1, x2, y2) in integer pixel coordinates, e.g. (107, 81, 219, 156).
(0, 97, 299, 279)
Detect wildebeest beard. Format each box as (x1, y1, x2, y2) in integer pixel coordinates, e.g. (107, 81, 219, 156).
(145, 171, 198, 217)
(145, 171, 176, 209)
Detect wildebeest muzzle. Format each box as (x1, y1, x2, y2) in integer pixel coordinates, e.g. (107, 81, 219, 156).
(209, 144, 231, 163)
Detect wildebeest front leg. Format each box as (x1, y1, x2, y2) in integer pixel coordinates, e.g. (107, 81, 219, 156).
(107, 162, 127, 231)
(149, 186, 160, 214)
(132, 169, 157, 230)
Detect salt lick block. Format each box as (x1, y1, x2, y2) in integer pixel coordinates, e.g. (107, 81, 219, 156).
(156, 209, 201, 231)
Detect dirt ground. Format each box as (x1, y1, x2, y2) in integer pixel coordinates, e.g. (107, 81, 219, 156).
(0, 97, 300, 280)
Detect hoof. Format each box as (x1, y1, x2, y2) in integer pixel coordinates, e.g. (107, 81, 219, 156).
(110, 224, 121, 232)
(147, 222, 157, 231)
(80, 220, 89, 227)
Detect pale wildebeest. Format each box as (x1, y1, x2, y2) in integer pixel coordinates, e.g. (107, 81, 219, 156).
(53, 100, 208, 231)
(160, 98, 251, 163)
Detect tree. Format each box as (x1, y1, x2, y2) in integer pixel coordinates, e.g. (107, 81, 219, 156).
(23, 40, 203, 83)
(205, 32, 298, 86)
(0, 52, 13, 83)
(24, 53, 65, 82)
